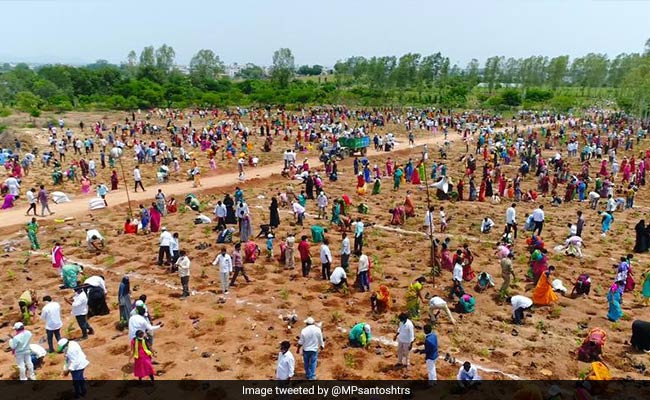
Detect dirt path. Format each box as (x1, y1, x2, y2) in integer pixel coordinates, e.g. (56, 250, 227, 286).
(0, 134, 451, 228)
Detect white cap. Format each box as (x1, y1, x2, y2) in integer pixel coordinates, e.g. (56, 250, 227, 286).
(267, 233, 274, 238)
(13, 322, 24, 330)
(304, 317, 315, 325)
(363, 324, 371, 334)
(135, 300, 145, 307)
(161, 227, 167, 231)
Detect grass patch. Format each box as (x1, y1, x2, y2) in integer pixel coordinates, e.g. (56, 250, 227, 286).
(343, 352, 357, 368)
(214, 314, 226, 326)
(477, 348, 491, 358)
(151, 302, 163, 319)
(105, 254, 115, 266)
(549, 306, 562, 319)
(7, 269, 15, 281)
(331, 311, 343, 323)
(279, 289, 289, 301)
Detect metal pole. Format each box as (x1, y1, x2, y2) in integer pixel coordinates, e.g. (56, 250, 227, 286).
(119, 158, 133, 217)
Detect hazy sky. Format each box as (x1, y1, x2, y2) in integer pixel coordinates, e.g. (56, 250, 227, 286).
(1, 0, 649, 66)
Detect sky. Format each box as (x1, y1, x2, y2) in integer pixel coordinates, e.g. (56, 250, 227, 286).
(0, 0, 649, 66)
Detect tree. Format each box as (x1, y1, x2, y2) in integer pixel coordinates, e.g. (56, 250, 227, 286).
(127, 50, 138, 67)
(271, 48, 295, 88)
(546, 56, 569, 89)
(483, 56, 503, 93)
(501, 89, 521, 107)
(237, 64, 265, 80)
(139, 46, 155, 68)
(645, 38, 650, 56)
(465, 59, 480, 85)
(618, 56, 650, 118)
(189, 49, 224, 82)
(15, 91, 42, 114)
(155, 44, 176, 73)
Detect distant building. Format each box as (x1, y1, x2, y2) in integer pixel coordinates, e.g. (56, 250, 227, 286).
(476, 82, 522, 88)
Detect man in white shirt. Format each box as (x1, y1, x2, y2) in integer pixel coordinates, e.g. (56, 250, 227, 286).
(450, 255, 465, 299)
(25, 188, 37, 216)
(394, 313, 415, 368)
(276, 341, 295, 380)
(158, 227, 173, 266)
(292, 200, 306, 226)
(316, 191, 328, 219)
(84, 275, 107, 294)
(480, 217, 495, 234)
(133, 166, 145, 192)
(532, 205, 545, 235)
(357, 252, 370, 292)
(428, 296, 456, 325)
(66, 287, 93, 339)
(297, 317, 324, 380)
(505, 203, 517, 239)
(457, 361, 481, 387)
(329, 266, 347, 289)
(340, 233, 351, 271)
(320, 238, 332, 280)
(212, 247, 233, 294)
(606, 194, 616, 213)
(9, 322, 36, 380)
(509, 295, 533, 325)
(57, 338, 89, 398)
(424, 206, 434, 237)
(41, 295, 63, 352)
(128, 307, 163, 340)
(214, 201, 227, 230)
(176, 250, 191, 298)
(170, 232, 180, 265)
(85, 229, 104, 251)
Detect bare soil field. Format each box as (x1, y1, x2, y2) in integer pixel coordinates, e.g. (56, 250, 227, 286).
(0, 109, 648, 381)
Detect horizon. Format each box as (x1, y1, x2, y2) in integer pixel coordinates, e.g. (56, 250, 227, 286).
(1, 0, 649, 68)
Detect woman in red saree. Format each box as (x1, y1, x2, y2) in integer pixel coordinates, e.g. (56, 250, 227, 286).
(457, 179, 464, 201)
(498, 174, 507, 197)
(390, 206, 405, 225)
(411, 168, 421, 185)
(149, 203, 161, 233)
(110, 170, 119, 191)
(461, 244, 476, 281)
(478, 179, 486, 202)
(404, 192, 415, 218)
(167, 197, 177, 213)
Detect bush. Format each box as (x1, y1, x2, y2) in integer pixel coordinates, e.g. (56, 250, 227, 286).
(501, 89, 522, 107)
(525, 88, 553, 103)
(551, 95, 576, 112)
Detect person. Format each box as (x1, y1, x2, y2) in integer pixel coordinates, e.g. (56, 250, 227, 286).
(296, 317, 324, 380)
(634, 219, 649, 253)
(292, 200, 306, 226)
(577, 328, 607, 362)
(133, 166, 145, 192)
(428, 296, 455, 324)
(124, 217, 138, 234)
(630, 320, 650, 351)
(424, 206, 434, 237)
(269, 197, 280, 228)
(500, 253, 515, 293)
(406, 276, 426, 318)
(357, 252, 370, 292)
(52, 242, 65, 276)
(176, 250, 191, 298)
(38, 184, 54, 217)
(158, 227, 173, 266)
(509, 295, 533, 325)
(571, 274, 592, 297)
(606, 283, 623, 321)
(25, 187, 37, 216)
(457, 293, 476, 313)
(285, 234, 296, 270)
(532, 266, 559, 305)
(505, 203, 517, 239)
(316, 191, 328, 219)
(353, 218, 364, 255)
(461, 244, 476, 281)
(238, 242, 257, 280)
(84, 275, 109, 317)
(532, 205, 545, 236)
(96, 183, 109, 206)
(576, 210, 585, 237)
(276, 341, 295, 381)
(128, 306, 163, 342)
(330, 265, 347, 290)
(349, 322, 372, 348)
(62, 263, 83, 289)
(67, 286, 93, 339)
(170, 233, 180, 265)
(30, 343, 47, 370)
(131, 330, 155, 381)
(150, 203, 161, 233)
(85, 228, 104, 252)
(57, 338, 89, 398)
(450, 258, 465, 300)
(457, 361, 481, 388)
(110, 170, 119, 190)
(371, 285, 391, 313)
(394, 313, 414, 368)
(310, 225, 325, 243)
(424, 324, 439, 382)
(480, 217, 495, 233)
(320, 238, 332, 280)
(18, 289, 38, 324)
(298, 235, 312, 277)
(41, 296, 62, 353)
(642, 270, 650, 306)
(600, 211, 613, 236)
(212, 247, 233, 294)
(339, 232, 352, 272)
(26, 217, 39, 250)
(9, 322, 36, 380)
(118, 276, 132, 323)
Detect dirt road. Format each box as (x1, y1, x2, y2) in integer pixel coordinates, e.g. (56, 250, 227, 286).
(0, 133, 449, 228)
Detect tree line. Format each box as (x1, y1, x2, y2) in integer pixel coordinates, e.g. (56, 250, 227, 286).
(0, 41, 649, 117)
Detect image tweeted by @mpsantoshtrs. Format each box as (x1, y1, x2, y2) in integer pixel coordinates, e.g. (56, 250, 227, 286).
(242, 383, 411, 398)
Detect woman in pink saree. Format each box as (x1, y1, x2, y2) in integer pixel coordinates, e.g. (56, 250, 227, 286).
(149, 203, 161, 233)
(51, 243, 64, 275)
(1, 193, 15, 209)
(80, 176, 91, 194)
